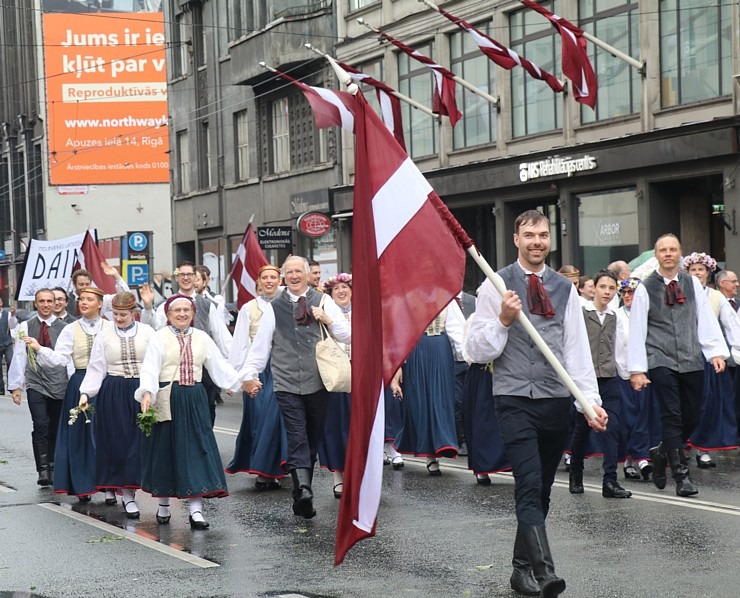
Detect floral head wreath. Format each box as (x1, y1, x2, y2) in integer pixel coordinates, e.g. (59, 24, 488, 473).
(619, 278, 640, 296)
(323, 273, 352, 293)
(682, 252, 717, 273)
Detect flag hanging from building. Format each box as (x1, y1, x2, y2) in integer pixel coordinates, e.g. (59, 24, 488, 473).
(436, 6, 563, 93)
(271, 68, 356, 132)
(374, 30, 462, 127)
(337, 61, 406, 150)
(520, 0, 597, 108)
(230, 223, 269, 309)
(74, 230, 118, 294)
(335, 92, 467, 565)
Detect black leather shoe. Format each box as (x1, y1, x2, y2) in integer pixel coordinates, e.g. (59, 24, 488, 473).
(77, 495, 91, 503)
(123, 500, 140, 520)
(189, 513, 210, 530)
(476, 474, 492, 486)
(510, 568, 540, 596)
(156, 504, 171, 524)
(602, 481, 632, 498)
(426, 461, 442, 476)
(623, 465, 640, 480)
(569, 472, 584, 494)
(696, 454, 716, 469)
(639, 462, 653, 481)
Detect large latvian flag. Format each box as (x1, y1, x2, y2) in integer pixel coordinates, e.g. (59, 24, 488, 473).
(74, 230, 118, 294)
(335, 93, 466, 564)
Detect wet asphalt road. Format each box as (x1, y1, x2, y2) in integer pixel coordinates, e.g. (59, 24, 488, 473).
(3, 394, 740, 598)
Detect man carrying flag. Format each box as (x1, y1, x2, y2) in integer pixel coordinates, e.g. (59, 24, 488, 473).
(466, 210, 606, 597)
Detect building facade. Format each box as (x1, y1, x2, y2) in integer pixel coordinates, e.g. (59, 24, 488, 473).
(332, 0, 740, 289)
(163, 0, 341, 292)
(0, 1, 173, 303)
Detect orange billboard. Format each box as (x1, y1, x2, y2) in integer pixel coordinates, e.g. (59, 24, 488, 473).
(42, 12, 169, 185)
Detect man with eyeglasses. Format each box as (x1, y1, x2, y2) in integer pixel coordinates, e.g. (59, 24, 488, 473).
(717, 270, 740, 312)
(139, 261, 232, 425)
(51, 287, 78, 324)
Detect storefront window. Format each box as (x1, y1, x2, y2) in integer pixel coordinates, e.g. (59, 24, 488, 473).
(577, 188, 639, 277)
(200, 237, 226, 296)
(660, 0, 732, 107)
(312, 226, 338, 283)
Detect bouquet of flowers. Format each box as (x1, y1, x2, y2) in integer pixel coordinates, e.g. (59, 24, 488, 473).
(137, 407, 159, 438)
(16, 331, 38, 371)
(68, 404, 95, 426)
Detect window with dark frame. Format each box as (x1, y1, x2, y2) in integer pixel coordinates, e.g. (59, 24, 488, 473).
(397, 41, 438, 159)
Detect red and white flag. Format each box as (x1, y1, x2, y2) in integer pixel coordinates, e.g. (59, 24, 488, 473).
(436, 6, 563, 93)
(73, 230, 117, 294)
(520, 0, 597, 108)
(230, 223, 269, 309)
(337, 61, 406, 151)
(335, 93, 467, 565)
(272, 68, 356, 132)
(375, 30, 462, 127)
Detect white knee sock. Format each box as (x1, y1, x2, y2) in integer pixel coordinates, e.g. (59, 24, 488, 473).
(385, 442, 400, 459)
(157, 497, 171, 517)
(122, 489, 137, 512)
(333, 471, 344, 487)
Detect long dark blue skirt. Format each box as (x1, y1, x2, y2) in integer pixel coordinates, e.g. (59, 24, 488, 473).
(396, 333, 458, 458)
(384, 386, 404, 443)
(619, 379, 662, 461)
(318, 391, 351, 472)
(462, 364, 511, 474)
(54, 369, 97, 497)
(142, 383, 228, 499)
(95, 376, 142, 489)
(690, 361, 738, 451)
(225, 365, 287, 478)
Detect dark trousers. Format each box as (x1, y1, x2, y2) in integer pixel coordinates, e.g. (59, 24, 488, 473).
(202, 368, 220, 427)
(731, 367, 740, 440)
(27, 388, 62, 456)
(495, 395, 571, 528)
(0, 343, 12, 392)
(649, 367, 704, 452)
(275, 389, 330, 471)
(570, 377, 622, 483)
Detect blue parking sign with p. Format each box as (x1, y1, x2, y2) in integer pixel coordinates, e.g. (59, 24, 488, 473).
(128, 263, 149, 285)
(129, 233, 148, 252)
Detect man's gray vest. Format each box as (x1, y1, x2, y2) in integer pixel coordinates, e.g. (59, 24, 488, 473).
(270, 288, 324, 394)
(0, 309, 12, 348)
(584, 308, 616, 378)
(26, 317, 68, 399)
(492, 264, 573, 398)
(642, 271, 704, 373)
(194, 293, 214, 333)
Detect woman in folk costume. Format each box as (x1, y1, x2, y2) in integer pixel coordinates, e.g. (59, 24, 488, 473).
(616, 278, 662, 482)
(684, 252, 740, 467)
(461, 313, 512, 485)
(392, 300, 463, 475)
(74, 292, 156, 519)
(226, 265, 287, 491)
(26, 287, 113, 501)
(317, 273, 352, 498)
(136, 295, 247, 529)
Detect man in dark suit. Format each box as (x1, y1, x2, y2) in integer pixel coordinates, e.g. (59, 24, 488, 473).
(0, 297, 15, 394)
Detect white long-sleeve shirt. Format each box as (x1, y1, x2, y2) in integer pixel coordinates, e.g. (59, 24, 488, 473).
(140, 290, 232, 357)
(36, 317, 108, 370)
(240, 289, 351, 380)
(444, 299, 466, 361)
(229, 296, 274, 369)
(627, 273, 729, 374)
(465, 265, 601, 411)
(134, 328, 244, 403)
(7, 314, 64, 390)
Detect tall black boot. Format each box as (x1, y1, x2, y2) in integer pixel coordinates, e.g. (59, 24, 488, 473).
(290, 468, 316, 519)
(648, 443, 668, 490)
(667, 448, 698, 497)
(509, 527, 539, 596)
(520, 526, 566, 598)
(33, 443, 52, 487)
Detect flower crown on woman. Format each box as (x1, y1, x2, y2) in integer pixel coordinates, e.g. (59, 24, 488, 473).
(323, 273, 352, 293)
(619, 277, 640, 295)
(682, 252, 717, 272)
